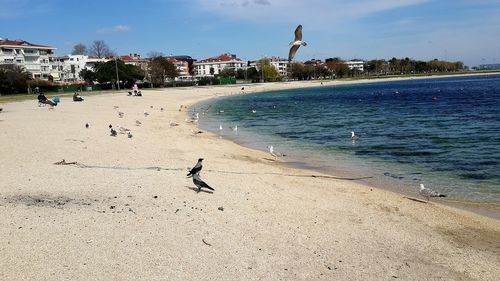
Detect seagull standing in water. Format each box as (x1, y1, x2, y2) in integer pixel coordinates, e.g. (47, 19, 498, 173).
(419, 184, 447, 202)
(288, 25, 307, 62)
(351, 131, 360, 141)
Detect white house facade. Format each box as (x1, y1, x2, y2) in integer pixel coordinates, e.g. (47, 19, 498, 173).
(345, 60, 365, 72)
(0, 38, 58, 80)
(194, 53, 245, 77)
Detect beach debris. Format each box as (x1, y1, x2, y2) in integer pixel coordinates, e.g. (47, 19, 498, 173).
(161, 107, 164, 112)
(419, 183, 446, 202)
(127, 132, 133, 138)
(218, 206, 224, 211)
(170, 121, 179, 127)
(135, 120, 142, 126)
(144, 111, 149, 117)
(192, 173, 214, 193)
(150, 105, 153, 109)
(187, 158, 204, 178)
(85, 123, 89, 128)
(54, 159, 78, 165)
(113, 106, 119, 109)
(118, 111, 124, 118)
(202, 239, 212, 246)
(288, 25, 307, 62)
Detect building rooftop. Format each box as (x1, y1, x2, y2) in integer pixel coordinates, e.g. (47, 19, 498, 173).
(0, 39, 54, 50)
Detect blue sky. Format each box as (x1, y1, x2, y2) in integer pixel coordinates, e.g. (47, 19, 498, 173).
(1, 0, 499, 66)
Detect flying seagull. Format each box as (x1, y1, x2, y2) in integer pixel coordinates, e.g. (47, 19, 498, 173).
(187, 158, 203, 177)
(288, 25, 307, 62)
(192, 173, 214, 193)
(419, 183, 446, 202)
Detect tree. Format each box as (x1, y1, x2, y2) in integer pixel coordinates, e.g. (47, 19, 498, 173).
(219, 68, 236, 78)
(89, 40, 113, 58)
(258, 58, 281, 82)
(94, 60, 144, 86)
(325, 58, 349, 78)
(209, 67, 215, 76)
(147, 51, 165, 58)
(148, 57, 178, 87)
(0, 65, 32, 95)
(79, 68, 96, 84)
(246, 67, 260, 82)
(72, 43, 87, 55)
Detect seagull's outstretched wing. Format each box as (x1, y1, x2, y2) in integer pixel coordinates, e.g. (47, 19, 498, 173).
(294, 25, 303, 41)
(288, 44, 300, 62)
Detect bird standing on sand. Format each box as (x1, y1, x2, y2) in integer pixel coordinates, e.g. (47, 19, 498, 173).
(419, 183, 447, 202)
(187, 158, 203, 177)
(110, 127, 117, 137)
(267, 145, 284, 159)
(288, 25, 307, 62)
(144, 111, 149, 117)
(192, 173, 214, 193)
(127, 132, 133, 138)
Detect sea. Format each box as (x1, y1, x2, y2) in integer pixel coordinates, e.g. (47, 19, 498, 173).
(197, 75, 500, 206)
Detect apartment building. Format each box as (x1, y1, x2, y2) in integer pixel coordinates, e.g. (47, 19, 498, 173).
(345, 60, 365, 72)
(0, 38, 57, 80)
(194, 53, 245, 77)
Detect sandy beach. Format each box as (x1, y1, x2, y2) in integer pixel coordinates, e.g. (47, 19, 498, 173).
(1, 78, 499, 280)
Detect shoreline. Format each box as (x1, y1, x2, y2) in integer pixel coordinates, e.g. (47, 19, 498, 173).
(1, 74, 499, 280)
(193, 74, 500, 219)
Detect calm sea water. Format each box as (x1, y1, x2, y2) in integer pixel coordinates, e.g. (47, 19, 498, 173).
(198, 75, 500, 202)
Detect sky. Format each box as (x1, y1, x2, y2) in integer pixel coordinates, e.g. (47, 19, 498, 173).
(1, 0, 499, 66)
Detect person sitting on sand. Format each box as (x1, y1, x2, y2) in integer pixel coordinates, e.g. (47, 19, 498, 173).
(73, 92, 84, 102)
(37, 92, 57, 106)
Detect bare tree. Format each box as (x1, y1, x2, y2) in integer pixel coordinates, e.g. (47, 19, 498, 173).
(71, 43, 87, 55)
(89, 40, 113, 58)
(147, 51, 165, 58)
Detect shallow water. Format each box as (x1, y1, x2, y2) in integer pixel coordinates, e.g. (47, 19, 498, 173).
(198, 75, 500, 203)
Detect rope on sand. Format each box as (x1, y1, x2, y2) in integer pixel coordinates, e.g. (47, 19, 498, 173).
(52, 159, 372, 181)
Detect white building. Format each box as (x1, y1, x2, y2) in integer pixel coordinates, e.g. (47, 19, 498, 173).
(56, 55, 107, 82)
(194, 53, 245, 77)
(249, 57, 289, 77)
(345, 60, 365, 72)
(0, 38, 58, 80)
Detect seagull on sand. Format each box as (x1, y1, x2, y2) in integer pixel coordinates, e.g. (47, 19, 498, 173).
(187, 158, 204, 177)
(267, 145, 285, 159)
(419, 183, 447, 202)
(110, 127, 117, 137)
(288, 25, 307, 62)
(192, 173, 214, 193)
